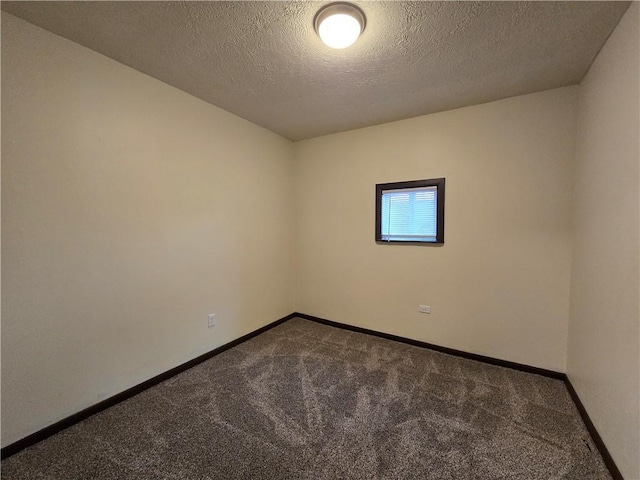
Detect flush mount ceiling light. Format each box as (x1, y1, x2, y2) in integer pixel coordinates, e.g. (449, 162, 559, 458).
(314, 3, 366, 49)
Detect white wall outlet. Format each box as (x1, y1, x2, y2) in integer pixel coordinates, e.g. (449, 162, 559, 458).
(419, 305, 431, 314)
(208, 313, 216, 327)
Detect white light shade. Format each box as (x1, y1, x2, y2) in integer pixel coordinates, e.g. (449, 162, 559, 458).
(318, 13, 361, 49)
(315, 3, 366, 49)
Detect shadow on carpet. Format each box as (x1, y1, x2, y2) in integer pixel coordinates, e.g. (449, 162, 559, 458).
(1, 317, 612, 479)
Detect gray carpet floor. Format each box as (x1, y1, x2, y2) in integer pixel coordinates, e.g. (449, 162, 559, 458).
(2, 317, 612, 479)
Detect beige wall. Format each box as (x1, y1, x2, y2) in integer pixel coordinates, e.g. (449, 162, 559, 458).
(4, 7, 638, 474)
(568, 4, 640, 478)
(294, 86, 577, 372)
(1, 14, 294, 447)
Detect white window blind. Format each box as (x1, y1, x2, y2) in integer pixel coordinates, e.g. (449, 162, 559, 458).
(380, 186, 438, 241)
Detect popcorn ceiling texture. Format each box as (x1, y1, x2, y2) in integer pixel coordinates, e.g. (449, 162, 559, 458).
(1, 318, 612, 479)
(0, 1, 630, 140)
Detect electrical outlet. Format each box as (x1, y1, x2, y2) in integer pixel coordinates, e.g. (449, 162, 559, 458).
(419, 305, 431, 314)
(208, 313, 216, 327)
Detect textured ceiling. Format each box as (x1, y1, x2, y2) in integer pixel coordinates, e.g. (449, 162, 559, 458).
(2, 1, 631, 141)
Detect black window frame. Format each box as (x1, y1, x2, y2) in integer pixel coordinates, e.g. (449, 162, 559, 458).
(375, 178, 445, 244)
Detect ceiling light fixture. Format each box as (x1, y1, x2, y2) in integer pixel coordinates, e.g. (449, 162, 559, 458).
(314, 3, 366, 49)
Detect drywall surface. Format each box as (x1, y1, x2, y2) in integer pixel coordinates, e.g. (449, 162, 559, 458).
(294, 86, 577, 372)
(567, 4, 640, 478)
(1, 14, 294, 447)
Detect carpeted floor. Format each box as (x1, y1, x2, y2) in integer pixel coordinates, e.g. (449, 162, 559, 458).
(2, 317, 612, 479)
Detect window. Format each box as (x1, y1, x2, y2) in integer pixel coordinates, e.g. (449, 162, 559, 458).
(375, 178, 445, 243)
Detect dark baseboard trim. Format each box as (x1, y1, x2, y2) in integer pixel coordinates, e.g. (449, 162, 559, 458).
(564, 378, 623, 480)
(3, 311, 624, 480)
(293, 312, 623, 480)
(294, 312, 565, 379)
(1, 312, 297, 460)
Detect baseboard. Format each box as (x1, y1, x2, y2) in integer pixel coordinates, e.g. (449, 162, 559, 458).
(564, 378, 623, 480)
(294, 312, 565, 379)
(3, 311, 624, 480)
(1, 312, 297, 460)
(293, 312, 623, 480)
